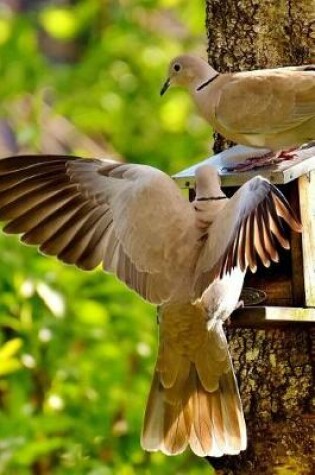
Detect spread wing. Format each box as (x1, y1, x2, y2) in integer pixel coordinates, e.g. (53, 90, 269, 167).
(0, 155, 195, 304)
(194, 176, 302, 296)
(215, 68, 315, 135)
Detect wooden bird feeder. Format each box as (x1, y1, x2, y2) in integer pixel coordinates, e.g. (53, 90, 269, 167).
(173, 145, 315, 329)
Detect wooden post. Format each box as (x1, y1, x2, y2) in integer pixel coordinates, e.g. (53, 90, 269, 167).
(298, 172, 315, 307)
(205, 1, 315, 473)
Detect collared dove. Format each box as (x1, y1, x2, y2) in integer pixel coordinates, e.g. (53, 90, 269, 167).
(0, 155, 302, 456)
(161, 55, 315, 170)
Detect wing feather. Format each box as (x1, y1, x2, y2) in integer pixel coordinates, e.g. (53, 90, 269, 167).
(195, 176, 302, 295)
(216, 69, 315, 135)
(253, 210, 270, 267)
(260, 200, 279, 263)
(0, 155, 195, 304)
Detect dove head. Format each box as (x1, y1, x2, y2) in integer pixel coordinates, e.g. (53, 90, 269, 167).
(160, 55, 216, 95)
(194, 165, 225, 199)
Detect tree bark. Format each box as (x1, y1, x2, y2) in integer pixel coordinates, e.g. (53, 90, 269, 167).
(206, 0, 314, 71)
(205, 1, 315, 474)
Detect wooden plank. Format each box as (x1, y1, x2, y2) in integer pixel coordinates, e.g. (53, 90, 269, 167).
(281, 154, 315, 183)
(230, 306, 315, 329)
(298, 171, 315, 307)
(173, 145, 315, 188)
(288, 180, 305, 306)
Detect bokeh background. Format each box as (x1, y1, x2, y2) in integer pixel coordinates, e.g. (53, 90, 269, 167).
(0, 1, 214, 473)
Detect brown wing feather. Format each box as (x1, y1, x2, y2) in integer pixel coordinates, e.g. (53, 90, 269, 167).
(196, 178, 302, 293)
(253, 210, 271, 267)
(216, 70, 315, 135)
(0, 154, 195, 304)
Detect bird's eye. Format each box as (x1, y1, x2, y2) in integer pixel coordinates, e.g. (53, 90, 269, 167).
(174, 63, 181, 72)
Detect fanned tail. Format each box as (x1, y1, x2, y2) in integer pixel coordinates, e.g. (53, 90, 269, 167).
(141, 330, 247, 457)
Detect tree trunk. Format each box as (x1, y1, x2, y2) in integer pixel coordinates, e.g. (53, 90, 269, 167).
(205, 2, 315, 474)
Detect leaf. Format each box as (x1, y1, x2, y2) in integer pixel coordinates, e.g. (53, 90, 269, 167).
(0, 339, 23, 376)
(0, 338, 23, 360)
(13, 438, 64, 465)
(0, 358, 21, 376)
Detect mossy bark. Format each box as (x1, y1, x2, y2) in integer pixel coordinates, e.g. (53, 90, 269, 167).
(206, 0, 314, 71)
(205, 1, 315, 473)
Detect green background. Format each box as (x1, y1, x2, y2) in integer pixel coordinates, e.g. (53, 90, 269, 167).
(0, 1, 214, 473)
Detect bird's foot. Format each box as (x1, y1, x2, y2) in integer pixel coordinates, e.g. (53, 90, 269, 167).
(222, 148, 298, 172)
(222, 152, 276, 172)
(274, 147, 299, 161)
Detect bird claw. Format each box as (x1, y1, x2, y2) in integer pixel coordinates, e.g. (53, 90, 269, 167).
(221, 152, 275, 172)
(271, 147, 298, 162)
(222, 148, 299, 172)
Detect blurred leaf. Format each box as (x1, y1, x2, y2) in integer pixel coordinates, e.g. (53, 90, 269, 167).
(0, 338, 23, 359)
(0, 18, 12, 45)
(40, 8, 80, 40)
(0, 1, 213, 473)
(0, 358, 21, 376)
(14, 437, 64, 465)
(0, 338, 23, 376)
(36, 282, 65, 318)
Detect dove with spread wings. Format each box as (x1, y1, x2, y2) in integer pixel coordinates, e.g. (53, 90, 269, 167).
(0, 155, 302, 456)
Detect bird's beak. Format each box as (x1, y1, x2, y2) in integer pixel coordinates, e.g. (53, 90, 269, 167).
(160, 78, 170, 96)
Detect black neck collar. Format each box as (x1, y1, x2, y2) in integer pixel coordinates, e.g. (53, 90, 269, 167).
(196, 196, 227, 201)
(196, 73, 220, 91)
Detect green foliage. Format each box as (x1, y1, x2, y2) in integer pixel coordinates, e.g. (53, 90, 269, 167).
(0, 1, 214, 473)
(0, 0, 211, 173)
(0, 338, 23, 376)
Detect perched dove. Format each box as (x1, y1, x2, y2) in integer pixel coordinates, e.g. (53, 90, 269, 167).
(161, 55, 315, 169)
(0, 155, 302, 456)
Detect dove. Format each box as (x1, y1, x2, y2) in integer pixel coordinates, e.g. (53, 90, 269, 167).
(161, 55, 315, 169)
(0, 155, 302, 456)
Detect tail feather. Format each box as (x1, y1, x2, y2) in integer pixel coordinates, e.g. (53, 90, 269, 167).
(208, 385, 227, 454)
(189, 369, 216, 456)
(141, 363, 190, 455)
(163, 399, 189, 455)
(164, 357, 191, 405)
(218, 369, 247, 453)
(141, 361, 247, 457)
(141, 303, 247, 457)
(141, 372, 164, 451)
(157, 339, 181, 388)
